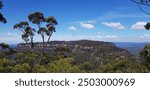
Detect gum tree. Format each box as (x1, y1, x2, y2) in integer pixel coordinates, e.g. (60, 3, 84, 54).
(0, 0, 6, 23)
(131, 0, 150, 71)
(13, 22, 36, 51)
(28, 12, 58, 58)
(0, 43, 9, 52)
(140, 44, 150, 71)
(0, 43, 17, 59)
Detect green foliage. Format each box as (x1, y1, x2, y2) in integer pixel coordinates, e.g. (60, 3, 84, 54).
(0, 58, 9, 67)
(40, 53, 51, 65)
(0, 43, 17, 59)
(0, 41, 149, 73)
(0, 43, 9, 51)
(28, 12, 45, 25)
(140, 44, 150, 71)
(0, 1, 7, 23)
(79, 61, 95, 73)
(13, 21, 35, 50)
(33, 64, 47, 73)
(96, 59, 145, 73)
(11, 63, 30, 73)
(28, 12, 58, 57)
(0, 52, 6, 58)
(47, 58, 81, 73)
(145, 22, 150, 30)
(0, 58, 11, 73)
(15, 51, 39, 67)
(54, 46, 72, 59)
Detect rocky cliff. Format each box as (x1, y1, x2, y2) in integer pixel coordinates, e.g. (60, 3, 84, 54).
(16, 40, 134, 64)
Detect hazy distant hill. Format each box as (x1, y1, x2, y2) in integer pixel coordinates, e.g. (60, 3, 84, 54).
(15, 41, 149, 60)
(9, 44, 17, 48)
(114, 42, 150, 60)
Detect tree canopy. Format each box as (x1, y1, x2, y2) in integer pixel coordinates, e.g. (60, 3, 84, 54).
(0, 0, 6, 23)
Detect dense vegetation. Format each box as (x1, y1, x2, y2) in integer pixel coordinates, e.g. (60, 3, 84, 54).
(0, 41, 150, 73)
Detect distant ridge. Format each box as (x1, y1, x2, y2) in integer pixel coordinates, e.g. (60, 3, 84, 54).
(114, 42, 150, 60)
(16, 40, 134, 63)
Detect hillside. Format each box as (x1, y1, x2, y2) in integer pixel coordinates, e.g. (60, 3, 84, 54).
(0, 40, 146, 73)
(114, 42, 149, 60)
(16, 40, 134, 64)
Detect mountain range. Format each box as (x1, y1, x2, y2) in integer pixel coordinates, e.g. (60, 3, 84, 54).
(114, 42, 149, 60)
(12, 40, 150, 61)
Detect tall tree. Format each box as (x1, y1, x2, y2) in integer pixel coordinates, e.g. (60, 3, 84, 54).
(0, 0, 6, 23)
(28, 12, 58, 57)
(13, 22, 29, 44)
(140, 44, 150, 71)
(13, 21, 36, 51)
(0, 43, 9, 51)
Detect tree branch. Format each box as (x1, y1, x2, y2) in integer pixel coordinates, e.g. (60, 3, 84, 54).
(131, 0, 150, 6)
(137, 4, 150, 15)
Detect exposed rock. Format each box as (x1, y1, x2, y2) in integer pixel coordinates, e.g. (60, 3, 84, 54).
(16, 40, 135, 64)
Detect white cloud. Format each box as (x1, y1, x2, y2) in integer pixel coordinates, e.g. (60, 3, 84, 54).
(0, 33, 22, 44)
(139, 34, 150, 39)
(97, 32, 101, 35)
(90, 35, 119, 41)
(131, 22, 147, 30)
(91, 36, 104, 40)
(4, 33, 18, 36)
(80, 23, 95, 30)
(101, 22, 126, 30)
(106, 35, 119, 39)
(68, 26, 77, 31)
(87, 20, 97, 24)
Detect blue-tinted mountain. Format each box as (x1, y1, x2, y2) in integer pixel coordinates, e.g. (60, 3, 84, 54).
(114, 42, 150, 60)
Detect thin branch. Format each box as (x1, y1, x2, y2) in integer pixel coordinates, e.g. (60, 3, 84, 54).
(131, 0, 150, 6)
(45, 32, 52, 48)
(137, 4, 150, 15)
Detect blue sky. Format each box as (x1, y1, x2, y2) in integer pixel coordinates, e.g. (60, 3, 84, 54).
(0, 0, 150, 44)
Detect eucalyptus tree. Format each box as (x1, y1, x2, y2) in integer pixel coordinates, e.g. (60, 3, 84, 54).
(6, 48, 17, 59)
(140, 44, 150, 71)
(28, 12, 58, 56)
(131, 0, 150, 71)
(0, 43, 16, 59)
(13, 21, 36, 50)
(0, 43, 9, 52)
(0, 0, 6, 23)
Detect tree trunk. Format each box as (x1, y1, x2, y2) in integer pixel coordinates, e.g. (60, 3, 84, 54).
(30, 36, 34, 52)
(42, 35, 45, 55)
(45, 33, 52, 49)
(38, 34, 45, 64)
(25, 41, 27, 49)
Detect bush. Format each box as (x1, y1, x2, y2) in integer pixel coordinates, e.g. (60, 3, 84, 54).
(140, 44, 150, 71)
(47, 58, 82, 73)
(11, 63, 30, 73)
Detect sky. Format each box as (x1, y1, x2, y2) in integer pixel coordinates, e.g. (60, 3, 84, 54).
(0, 0, 150, 44)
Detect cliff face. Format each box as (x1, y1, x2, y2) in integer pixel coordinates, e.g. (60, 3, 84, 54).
(16, 40, 115, 51)
(16, 40, 134, 64)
